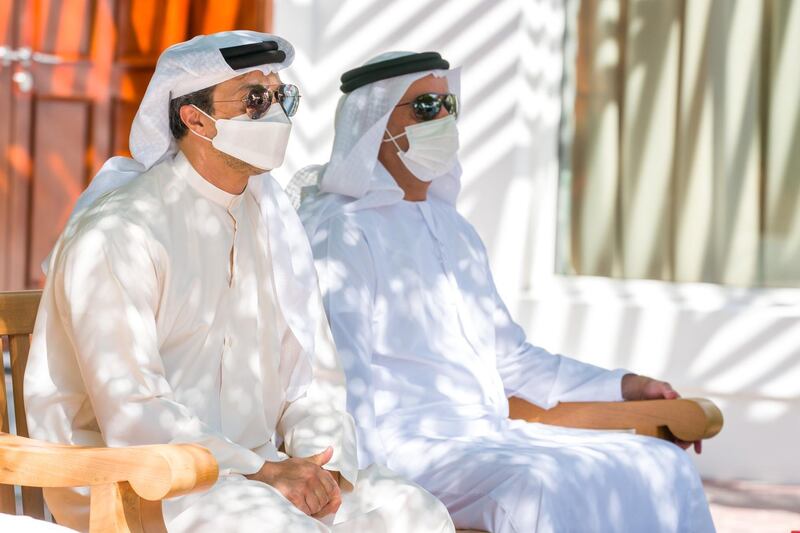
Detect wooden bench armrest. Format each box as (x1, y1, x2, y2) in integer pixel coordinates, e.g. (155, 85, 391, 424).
(508, 397, 723, 441)
(0, 433, 218, 500)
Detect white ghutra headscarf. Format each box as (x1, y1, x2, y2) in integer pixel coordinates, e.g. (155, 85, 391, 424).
(61, 31, 294, 223)
(292, 51, 462, 235)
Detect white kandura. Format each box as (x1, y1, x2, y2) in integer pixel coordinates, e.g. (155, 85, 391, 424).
(297, 50, 716, 533)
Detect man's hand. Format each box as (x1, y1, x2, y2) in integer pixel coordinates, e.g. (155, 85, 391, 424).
(246, 446, 342, 517)
(621, 373, 679, 401)
(621, 373, 703, 454)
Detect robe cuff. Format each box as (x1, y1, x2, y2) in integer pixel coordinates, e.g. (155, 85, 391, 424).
(598, 368, 629, 402)
(202, 439, 267, 477)
(324, 422, 359, 487)
(526, 357, 631, 407)
(551, 365, 628, 403)
(282, 414, 360, 486)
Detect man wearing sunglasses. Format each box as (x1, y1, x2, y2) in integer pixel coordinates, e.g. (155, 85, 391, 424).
(24, 33, 453, 533)
(297, 51, 715, 533)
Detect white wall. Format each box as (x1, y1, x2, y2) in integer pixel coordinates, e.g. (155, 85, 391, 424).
(273, 0, 800, 484)
(518, 278, 800, 484)
(272, 0, 561, 301)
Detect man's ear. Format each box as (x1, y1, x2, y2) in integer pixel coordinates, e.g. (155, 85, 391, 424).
(180, 105, 213, 137)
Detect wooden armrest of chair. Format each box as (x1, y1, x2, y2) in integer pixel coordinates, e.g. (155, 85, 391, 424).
(0, 432, 218, 532)
(508, 397, 723, 442)
(455, 398, 724, 533)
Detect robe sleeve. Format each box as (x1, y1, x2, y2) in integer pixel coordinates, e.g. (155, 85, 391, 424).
(53, 217, 267, 476)
(275, 307, 360, 486)
(301, 215, 384, 471)
(480, 243, 629, 407)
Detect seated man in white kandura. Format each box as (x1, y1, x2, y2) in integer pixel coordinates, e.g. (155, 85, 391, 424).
(296, 51, 716, 533)
(23, 33, 453, 533)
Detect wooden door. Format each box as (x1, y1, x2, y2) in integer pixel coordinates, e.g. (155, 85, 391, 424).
(0, 0, 20, 292)
(0, 0, 272, 291)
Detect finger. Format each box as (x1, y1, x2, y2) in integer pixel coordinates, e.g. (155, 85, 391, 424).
(304, 491, 323, 515)
(673, 439, 691, 450)
(659, 382, 680, 400)
(311, 479, 330, 512)
(306, 446, 334, 467)
(292, 495, 312, 516)
(312, 491, 342, 519)
(318, 469, 340, 499)
(694, 440, 702, 454)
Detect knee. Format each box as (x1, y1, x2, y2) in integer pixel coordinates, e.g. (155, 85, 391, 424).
(648, 438, 702, 478)
(403, 487, 454, 532)
(364, 465, 454, 532)
(498, 464, 547, 494)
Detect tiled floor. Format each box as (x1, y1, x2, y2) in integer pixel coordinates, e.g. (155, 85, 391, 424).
(705, 479, 800, 532)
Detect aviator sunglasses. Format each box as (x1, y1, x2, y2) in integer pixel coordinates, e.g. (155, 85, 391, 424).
(395, 92, 458, 121)
(214, 83, 301, 119)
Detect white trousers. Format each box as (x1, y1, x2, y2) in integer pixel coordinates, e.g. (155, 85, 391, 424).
(164, 463, 455, 533)
(386, 420, 716, 533)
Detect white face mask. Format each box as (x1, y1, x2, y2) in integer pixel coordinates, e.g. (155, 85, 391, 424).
(383, 114, 459, 182)
(190, 104, 292, 171)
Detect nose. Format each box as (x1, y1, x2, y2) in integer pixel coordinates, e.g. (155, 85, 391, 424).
(435, 104, 449, 119)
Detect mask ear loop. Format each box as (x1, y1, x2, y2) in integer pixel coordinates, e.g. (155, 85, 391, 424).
(382, 127, 407, 152)
(188, 104, 216, 142)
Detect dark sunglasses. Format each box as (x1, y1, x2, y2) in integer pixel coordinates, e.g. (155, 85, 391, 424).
(215, 83, 301, 119)
(395, 92, 458, 121)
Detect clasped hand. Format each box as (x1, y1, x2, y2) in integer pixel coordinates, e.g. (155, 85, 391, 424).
(247, 446, 342, 518)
